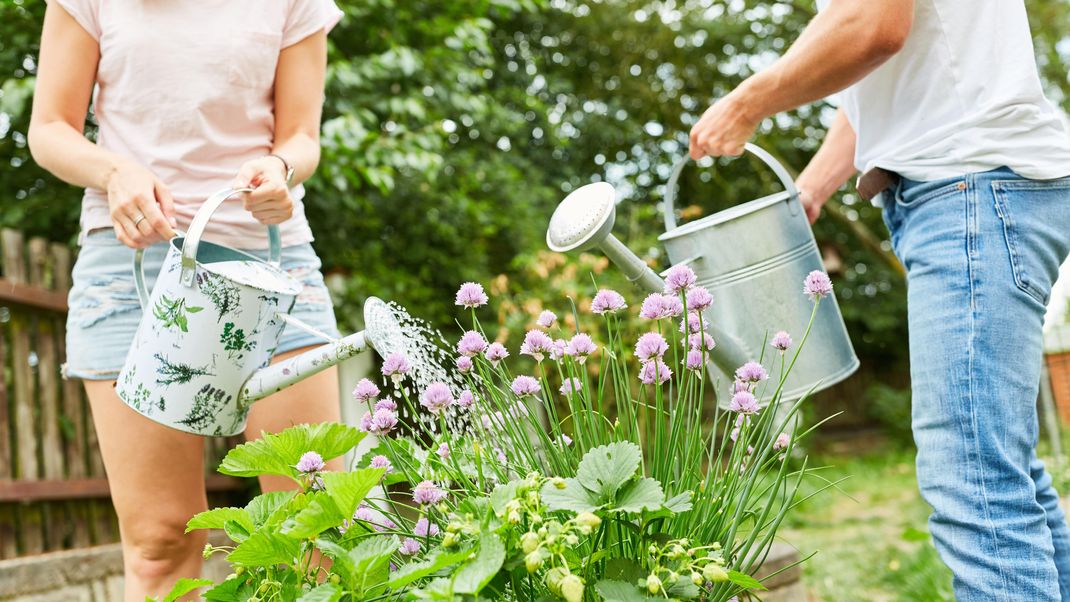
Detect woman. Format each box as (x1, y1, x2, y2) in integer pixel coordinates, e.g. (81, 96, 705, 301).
(28, 1, 344, 598)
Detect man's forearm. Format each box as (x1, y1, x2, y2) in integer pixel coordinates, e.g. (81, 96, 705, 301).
(729, 0, 913, 124)
(798, 108, 858, 202)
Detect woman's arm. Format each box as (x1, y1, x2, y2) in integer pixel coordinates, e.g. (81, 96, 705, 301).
(234, 31, 328, 225)
(796, 108, 858, 223)
(28, 3, 176, 247)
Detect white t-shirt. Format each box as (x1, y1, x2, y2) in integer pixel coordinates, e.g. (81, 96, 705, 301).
(817, 0, 1070, 181)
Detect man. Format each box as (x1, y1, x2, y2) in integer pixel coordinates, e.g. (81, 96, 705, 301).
(688, 1, 1070, 599)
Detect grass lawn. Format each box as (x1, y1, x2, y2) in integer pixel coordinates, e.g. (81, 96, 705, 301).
(779, 439, 955, 602)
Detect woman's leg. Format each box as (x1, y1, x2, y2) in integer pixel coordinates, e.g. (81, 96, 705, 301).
(84, 380, 208, 602)
(244, 346, 343, 493)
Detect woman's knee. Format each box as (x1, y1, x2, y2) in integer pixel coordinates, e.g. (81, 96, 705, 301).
(122, 513, 206, 580)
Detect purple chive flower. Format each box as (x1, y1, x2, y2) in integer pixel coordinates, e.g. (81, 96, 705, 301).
(591, 289, 627, 315)
(375, 398, 397, 412)
(730, 390, 759, 415)
(773, 433, 791, 451)
(559, 377, 583, 396)
(496, 448, 508, 463)
(485, 342, 509, 366)
(558, 434, 573, 447)
(360, 408, 399, 435)
(565, 333, 597, 362)
(437, 443, 450, 460)
(511, 375, 541, 397)
(686, 349, 705, 371)
(457, 330, 488, 357)
(414, 517, 440, 537)
(421, 382, 453, 415)
(688, 332, 716, 352)
(803, 270, 833, 301)
(455, 282, 489, 308)
(382, 353, 411, 381)
(664, 264, 698, 293)
(413, 480, 447, 505)
(400, 538, 421, 555)
(456, 389, 475, 408)
(733, 379, 750, 394)
(352, 378, 380, 403)
(548, 338, 568, 361)
(771, 331, 792, 352)
(296, 451, 326, 473)
(370, 455, 392, 473)
(639, 293, 669, 320)
(520, 329, 554, 361)
(349, 503, 396, 533)
(735, 361, 768, 383)
(536, 310, 557, 328)
(730, 426, 740, 442)
(456, 356, 473, 374)
(685, 286, 713, 312)
(635, 332, 669, 361)
(639, 360, 672, 385)
(680, 311, 702, 335)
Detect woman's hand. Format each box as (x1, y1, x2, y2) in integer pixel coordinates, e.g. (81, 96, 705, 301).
(106, 161, 177, 248)
(234, 156, 294, 225)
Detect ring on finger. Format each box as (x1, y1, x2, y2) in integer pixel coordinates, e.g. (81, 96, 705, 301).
(132, 213, 147, 227)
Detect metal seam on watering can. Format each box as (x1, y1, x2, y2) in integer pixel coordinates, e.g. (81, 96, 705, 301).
(695, 241, 816, 289)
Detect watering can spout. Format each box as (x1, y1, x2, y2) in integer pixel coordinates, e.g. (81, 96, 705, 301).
(240, 296, 401, 404)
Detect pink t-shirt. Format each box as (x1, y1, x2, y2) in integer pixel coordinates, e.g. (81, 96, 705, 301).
(52, 0, 343, 249)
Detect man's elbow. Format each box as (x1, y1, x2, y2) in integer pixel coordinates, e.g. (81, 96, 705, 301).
(864, 6, 913, 60)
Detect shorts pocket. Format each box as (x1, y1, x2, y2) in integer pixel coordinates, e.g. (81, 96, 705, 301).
(895, 179, 965, 209)
(992, 177, 1070, 305)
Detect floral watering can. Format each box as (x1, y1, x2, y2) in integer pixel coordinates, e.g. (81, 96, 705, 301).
(116, 188, 403, 436)
(546, 143, 859, 404)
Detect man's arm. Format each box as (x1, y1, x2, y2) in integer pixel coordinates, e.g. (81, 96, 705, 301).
(796, 108, 857, 223)
(689, 0, 912, 159)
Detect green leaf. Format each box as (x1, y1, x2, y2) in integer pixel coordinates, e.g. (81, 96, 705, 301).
(540, 477, 599, 513)
(349, 535, 400, 591)
(246, 491, 296, 527)
(321, 468, 384, 519)
(222, 519, 251, 543)
(284, 493, 345, 539)
(666, 578, 701, 598)
(296, 583, 342, 602)
(314, 539, 358, 586)
(227, 529, 301, 566)
(594, 580, 659, 602)
(185, 507, 253, 534)
(663, 491, 693, 513)
(388, 547, 474, 589)
(612, 477, 665, 513)
(159, 578, 213, 602)
(489, 480, 520, 516)
(575, 441, 642, 499)
(219, 423, 365, 478)
(452, 534, 505, 594)
(187, 305, 204, 313)
(727, 570, 767, 591)
(202, 576, 250, 601)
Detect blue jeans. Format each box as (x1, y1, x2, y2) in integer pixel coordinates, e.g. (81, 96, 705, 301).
(883, 167, 1070, 600)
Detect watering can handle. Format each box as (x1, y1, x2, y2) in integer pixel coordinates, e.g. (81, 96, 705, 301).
(662, 142, 800, 232)
(131, 188, 283, 308)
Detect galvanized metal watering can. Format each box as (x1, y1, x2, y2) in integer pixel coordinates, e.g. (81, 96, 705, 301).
(546, 143, 859, 403)
(116, 188, 403, 436)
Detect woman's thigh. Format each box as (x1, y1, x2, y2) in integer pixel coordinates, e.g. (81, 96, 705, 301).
(83, 380, 208, 540)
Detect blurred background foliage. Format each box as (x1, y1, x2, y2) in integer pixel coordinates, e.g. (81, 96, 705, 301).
(2, 0, 1070, 433)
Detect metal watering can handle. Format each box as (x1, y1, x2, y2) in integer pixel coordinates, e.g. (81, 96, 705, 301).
(663, 142, 801, 232)
(132, 187, 283, 308)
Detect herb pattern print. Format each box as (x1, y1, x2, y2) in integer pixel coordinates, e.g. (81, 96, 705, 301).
(178, 384, 231, 432)
(153, 294, 203, 332)
(154, 353, 214, 385)
(220, 322, 256, 360)
(198, 272, 242, 321)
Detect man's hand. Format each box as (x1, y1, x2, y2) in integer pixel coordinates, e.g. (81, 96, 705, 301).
(797, 187, 829, 224)
(688, 93, 761, 160)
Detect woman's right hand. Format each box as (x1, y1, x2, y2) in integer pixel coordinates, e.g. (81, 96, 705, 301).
(106, 161, 177, 248)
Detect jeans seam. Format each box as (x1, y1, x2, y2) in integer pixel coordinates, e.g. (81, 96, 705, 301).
(965, 173, 1012, 600)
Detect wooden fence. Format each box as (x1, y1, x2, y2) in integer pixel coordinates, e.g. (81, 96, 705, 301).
(0, 229, 245, 559)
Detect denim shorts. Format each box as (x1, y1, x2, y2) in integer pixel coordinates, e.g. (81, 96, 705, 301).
(64, 230, 341, 380)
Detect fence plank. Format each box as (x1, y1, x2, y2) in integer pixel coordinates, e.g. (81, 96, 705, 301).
(2, 230, 44, 555)
(0, 333, 15, 559)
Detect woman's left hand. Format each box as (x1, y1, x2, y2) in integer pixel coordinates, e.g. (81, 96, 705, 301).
(234, 156, 294, 225)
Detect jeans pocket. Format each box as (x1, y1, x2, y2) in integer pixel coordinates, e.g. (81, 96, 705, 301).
(992, 177, 1070, 305)
(895, 179, 965, 209)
